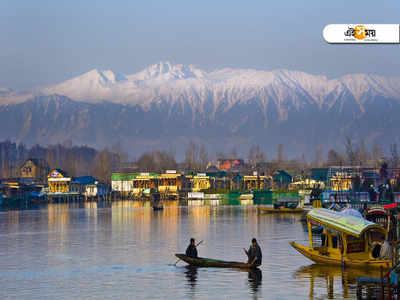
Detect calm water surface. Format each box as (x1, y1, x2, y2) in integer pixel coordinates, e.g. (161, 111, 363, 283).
(0, 201, 381, 299)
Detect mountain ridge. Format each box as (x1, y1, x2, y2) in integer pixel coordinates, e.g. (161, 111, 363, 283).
(0, 63, 399, 158)
(1, 62, 400, 111)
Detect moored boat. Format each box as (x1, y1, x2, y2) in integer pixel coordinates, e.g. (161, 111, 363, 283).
(175, 254, 259, 269)
(290, 208, 391, 270)
(259, 201, 304, 214)
(260, 207, 304, 214)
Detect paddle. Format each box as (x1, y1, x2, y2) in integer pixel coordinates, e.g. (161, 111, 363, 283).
(174, 240, 203, 266)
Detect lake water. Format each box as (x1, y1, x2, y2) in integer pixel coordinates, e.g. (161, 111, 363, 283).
(0, 201, 382, 299)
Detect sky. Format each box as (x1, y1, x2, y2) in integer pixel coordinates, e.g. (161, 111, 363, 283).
(0, 0, 399, 89)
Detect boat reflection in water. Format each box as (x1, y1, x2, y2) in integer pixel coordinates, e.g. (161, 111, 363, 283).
(185, 266, 198, 290)
(182, 266, 262, 296)
(294, 264, 381, 299)
(248, 268, 262, 294)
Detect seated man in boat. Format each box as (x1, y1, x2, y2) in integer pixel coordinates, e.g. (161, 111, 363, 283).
(379, 240, 393, 260)
(186, 238, 198, 258)
(244, 238, 262, 266)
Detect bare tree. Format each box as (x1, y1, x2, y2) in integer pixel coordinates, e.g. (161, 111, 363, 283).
(229, 147, 238, 159)
(327, 149, 344, 166)
(372, 143, 383, 167)
(184, 141, 199, 171)
(390, 143, 399, 168)
(344, 137, 358, 166)
(93, 148, 113, 184)
(199, 144, 209, 171)
(216, 151, 226, 160)
(277, 144, 283, 162)
(136, 152, 156, 171)
(359, 137, 369, 165)
(314, 145, 323, 167)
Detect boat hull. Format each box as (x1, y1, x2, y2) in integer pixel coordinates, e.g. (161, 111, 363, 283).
(175, 254, 259, 269)
(259, 207, 304, 214)
(289, 241, 392, 270)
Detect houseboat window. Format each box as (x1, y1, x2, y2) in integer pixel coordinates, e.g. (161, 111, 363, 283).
(331, 234, 338, 248)
(346, 235, 364, 253)
(370, 230, 385, 243)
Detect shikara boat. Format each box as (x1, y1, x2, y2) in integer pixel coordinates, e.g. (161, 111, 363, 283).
(290, 208, 391, 270)
(175, 254, 259, 269)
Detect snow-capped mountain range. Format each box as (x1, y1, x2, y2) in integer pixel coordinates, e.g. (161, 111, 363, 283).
(0, 62, 399, 157)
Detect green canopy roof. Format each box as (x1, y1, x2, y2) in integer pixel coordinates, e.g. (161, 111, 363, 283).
(111, 173, 158, 181)
(307, 208, 385, 238)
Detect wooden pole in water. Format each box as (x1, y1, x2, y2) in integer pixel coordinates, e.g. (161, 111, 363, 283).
(381, 266, 384, 299)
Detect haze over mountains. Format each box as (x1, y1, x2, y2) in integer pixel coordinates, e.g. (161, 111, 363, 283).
(1, 62, 399, 159)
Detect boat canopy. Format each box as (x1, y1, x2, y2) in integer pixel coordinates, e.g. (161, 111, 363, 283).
(307, 208, 385, 238)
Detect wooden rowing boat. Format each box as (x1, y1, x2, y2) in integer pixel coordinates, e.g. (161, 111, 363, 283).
(175, 254, 259, 269)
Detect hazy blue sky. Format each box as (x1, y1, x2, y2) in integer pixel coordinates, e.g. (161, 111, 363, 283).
(1, 0, 399, 89)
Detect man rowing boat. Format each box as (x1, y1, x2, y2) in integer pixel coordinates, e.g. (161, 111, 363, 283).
(186, 238, 198, 258)
(244, 238, 262, 266)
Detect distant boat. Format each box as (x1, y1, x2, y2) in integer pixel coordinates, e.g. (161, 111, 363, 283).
(259, 207, 304, 214)
(175, 254, 259, 269)
(259, 201, 304, 214)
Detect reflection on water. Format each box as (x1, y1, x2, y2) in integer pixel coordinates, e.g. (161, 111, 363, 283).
(185, 266, 198, 290)
(248, 268, 263, 294)
(0, 201, 373, 299)
(295, 264, 381, 299)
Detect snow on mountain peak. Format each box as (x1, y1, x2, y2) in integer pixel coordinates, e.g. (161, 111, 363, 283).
(4, 63, 400, 114)
(339, 73, 400, 103)
(128, 61, 206, 81)
(81, 69, 126, 84)
(40, 69, 127, 102)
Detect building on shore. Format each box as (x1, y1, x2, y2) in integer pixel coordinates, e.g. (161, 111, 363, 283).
(47, 170, 108, 200)
(0, 178, 43, 203)
(20, 158, 50, 182)
(157, 170, 181, 198)
(84, 182, 110, 198)
(190, 173, 210, 192)
(207, 171, 230, 190)
(111, 173, 135, 195)
(242, 174, 269, 190)
(216, 159, 245, 171)
(111, 172, 158, 197)
(272, 170, 293, 188)
(48, 169, 71, 193)
(289, 178, 325, 191)
(132, 173, 158, 196)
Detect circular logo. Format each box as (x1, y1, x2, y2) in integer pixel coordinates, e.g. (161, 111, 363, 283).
(354, 25, 366, 40)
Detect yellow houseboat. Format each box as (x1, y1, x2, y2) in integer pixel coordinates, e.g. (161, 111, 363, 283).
(290, 208, 391, 269)
(190, 173, 211, 192)
(157, 171, 181, 198)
